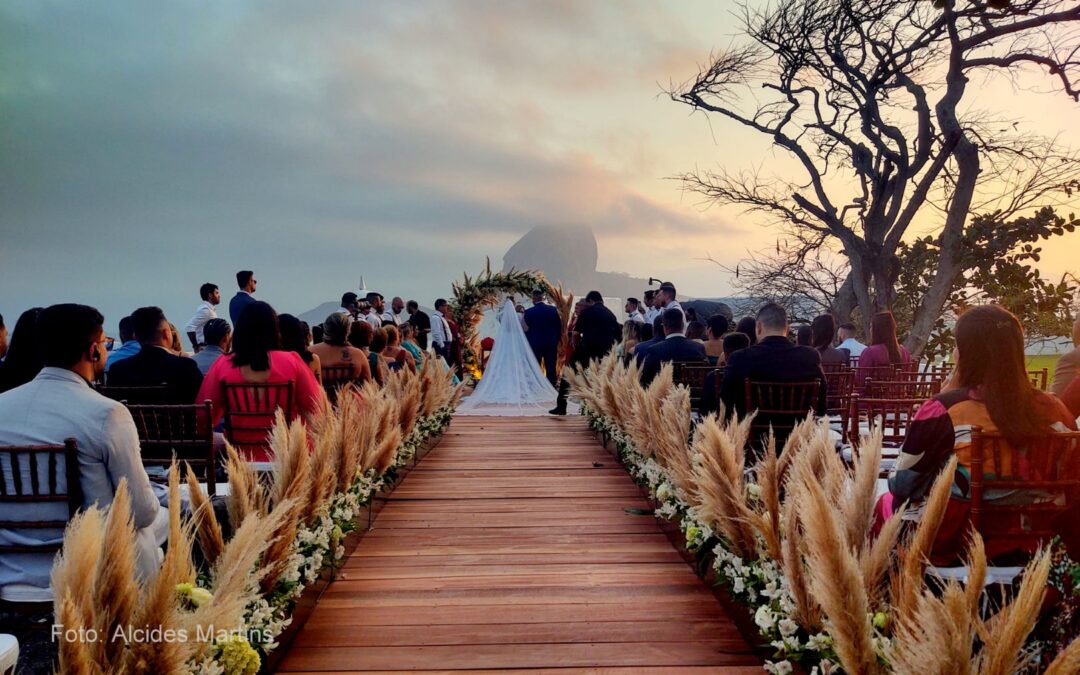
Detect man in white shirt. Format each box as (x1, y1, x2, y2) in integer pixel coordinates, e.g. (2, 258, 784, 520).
(836, 322, 867, 358)
(338, 291, 359, 319)
(184, 282, 220, 353)
(431, 298, 454, 360)
(364, 292, 386, 328)
(624, 298, 645, 324)
(643, 290, 662, 323)
(0, 304, 167, 598)
(657, 281, 686, 325)
(384, 297, 405, 326)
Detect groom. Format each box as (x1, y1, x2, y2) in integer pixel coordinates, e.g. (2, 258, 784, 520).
(524, 289, 562, 387)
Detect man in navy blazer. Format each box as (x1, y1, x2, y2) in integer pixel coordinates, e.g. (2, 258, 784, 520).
(106, 306, 203, 404)
(640, 308, 707, 385)
(229, 270, 257, 326)
(634, 315, 665, 366)
(523, 289, 563, 386)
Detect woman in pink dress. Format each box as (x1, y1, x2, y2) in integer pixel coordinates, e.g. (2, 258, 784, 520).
(196, 301, 324, 461)
(855, 310, 912, 390)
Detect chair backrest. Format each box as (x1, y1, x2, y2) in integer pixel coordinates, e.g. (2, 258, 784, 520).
(127, 401, 217, 496)
(823, 369, 855, 442)
(320, 364, 356, 404)
(968, 426, 1080, 556)
(0, 439, 82, 555)
(744, 380, 822, 454)
(673, 362, 716, 411)
(854, 365, 898, 387)
(864, 378, 941, 400)
(221, 381, 294, 460)
(98, 384, 169, 405)
(1028, 368, 1049, 391)
(849, 396, 925, 452)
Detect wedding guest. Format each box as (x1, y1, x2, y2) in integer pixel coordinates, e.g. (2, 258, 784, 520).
(685, 307, 700, 324)
(400, 323, 425, 368)
(0, 312, 6, 361)
(431, 299, 453, 361)
(720, 303, 826, 440)
(634, 316, 666, 365)
(280, 313, 321, 382)
(1051, 314, 1080, 396)
(0, 303, 166, 587)
(406, 300, 431, 350)
(643, 290, 661, 324)
(338, 292, 359, 318)
(229, 270, 257, 326)
(625, 298, 645, 324)
(617, 321, 641, 363)
(184, 282, 220, 353)
(365, 292, 387, 328)
(167, 322, 190, 357)
(699, 332, 751, 416)
(0, 308, 44, 393)
(704, 315, 729, 365)
(811, 314, 849, 366)
(686, 320, 707, 342)
(796, 325, 813, 346)
(311, 313, 371, 383)
(388, 297, 406, 326)
(192, 318, 231, 375)
(856, 311, 912, 387)
(368, 327, 390, 385)
(837, 322, 867, 358)
(640, 308, 708, 385)
(656, 281, 685, 324)
(880, 305, 1076, 563)
(551, 291, 620, 414)
(196, 301, 324, 461)
(311, 325, 323, 344)
(381, 325, 417, 373)
(107, 306, 203, 403)
(735, 316, 758, 345)
(106, 315, 140, 372)
(524, 289, 562, 387)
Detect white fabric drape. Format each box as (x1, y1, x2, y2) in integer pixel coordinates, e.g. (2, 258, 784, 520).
(457, 299, 558, 416)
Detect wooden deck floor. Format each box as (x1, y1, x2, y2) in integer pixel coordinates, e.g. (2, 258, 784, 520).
(275, 415, 759, 674)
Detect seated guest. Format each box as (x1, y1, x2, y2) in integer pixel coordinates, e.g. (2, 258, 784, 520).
(192, 318, 231, 375)
(311, 313, 371, 383)
(167, 321, 190, 357)
(381, 325, 417, 373)
(837, 322, 867, 358)
(311, 324, 324, 344)
(811, 314, 849, 366)
(704, 315, 728, 365)
(184, 282, 220, 353)
(686, 320, 707, 342)
(368, 327, 390, 385)
(105, 315, 140, 372)
(796, 325, 812, 346)
(1051, 314, 1080, 396)
(107, 306, 204, 403)
(0, 307, 44, 394)
(280, 314, 321, 382)
(640, 308, 708, 386)
(735, 316, 758, 345)
(856, 311, 912, 388)
(634, 316, 665, 365)
(699, 332, 751, 416)
(348, 320, 386, 386)
(196, 301, 324, 461)
(720, 302, 826, 421)
(617, 321, 640, 361)
(399, 323, 425, 368)
(880, 304, 1076, 563)
(0, 303, 166, 590)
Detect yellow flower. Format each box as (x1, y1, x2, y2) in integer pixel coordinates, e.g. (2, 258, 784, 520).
(217, 636, 260, 675)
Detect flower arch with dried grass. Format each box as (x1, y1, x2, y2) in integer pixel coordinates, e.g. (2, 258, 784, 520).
(450, 258, 573, 378)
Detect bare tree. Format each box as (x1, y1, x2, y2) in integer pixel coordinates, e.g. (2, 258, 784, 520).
(673, 0, 1080, 355)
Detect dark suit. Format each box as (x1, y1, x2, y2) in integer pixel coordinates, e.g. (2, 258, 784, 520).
(408, 310, 432, 350)
(633, 336, 663, 365)
(106, 345, 204, 404)
(640, 335, 707, 385)
(524, 303, 562, 386)
(553, 302, 621, 412)
(720, 336, 827, 452)
(229, 292, 255, 326)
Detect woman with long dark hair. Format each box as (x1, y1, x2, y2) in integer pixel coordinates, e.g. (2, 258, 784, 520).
(735, 316, 758, 345)
(279, 314, 321, 382)
(196, 301, 323, 460)
(855, 311, 911, 387)
(810, 314, 848, 366)
(0, 307, 44, 393)
(879, 304, 1075, 561)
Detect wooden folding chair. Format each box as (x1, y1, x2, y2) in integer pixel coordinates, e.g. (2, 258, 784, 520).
(127, 401, 217, 496)
(673, 362, 715, 411)
(863, 378, 941, 400)
(744, 380, 823, 456)
(848, 396, 925, 472)
(320, 364, 357, 405)
(1028, 368, 1049, 391)
(97, 384, 169, 405)
(221, 381, 294, 462)
(823, 367, 855, 442)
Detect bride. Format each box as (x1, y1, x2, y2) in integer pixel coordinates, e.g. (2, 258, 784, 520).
(456, 298, 558, 415)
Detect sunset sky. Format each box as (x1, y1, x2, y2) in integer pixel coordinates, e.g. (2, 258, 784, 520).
(2, 0, 1079, 330)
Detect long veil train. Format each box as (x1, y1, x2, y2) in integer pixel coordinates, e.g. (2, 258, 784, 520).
(456, 298, 558, 416)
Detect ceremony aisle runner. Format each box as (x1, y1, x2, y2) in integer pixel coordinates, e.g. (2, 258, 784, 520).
(274, 416, 759, 673)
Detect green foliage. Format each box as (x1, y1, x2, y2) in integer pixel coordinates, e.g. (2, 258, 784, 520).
(895, 207, 1079, 360)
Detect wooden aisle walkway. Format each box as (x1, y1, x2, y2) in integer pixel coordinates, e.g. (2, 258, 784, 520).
(275, 415, 759, 673)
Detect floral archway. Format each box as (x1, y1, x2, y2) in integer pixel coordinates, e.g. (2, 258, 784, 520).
(450, 259, 573, 379)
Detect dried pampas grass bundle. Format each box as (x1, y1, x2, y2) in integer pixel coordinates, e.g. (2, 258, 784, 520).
(690, 415, 757, 559)
(89, 479, 141, 666)
(186, 464, 225, 565)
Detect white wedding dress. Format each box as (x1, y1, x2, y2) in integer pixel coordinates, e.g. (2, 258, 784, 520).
(457, 299, 559, 416)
